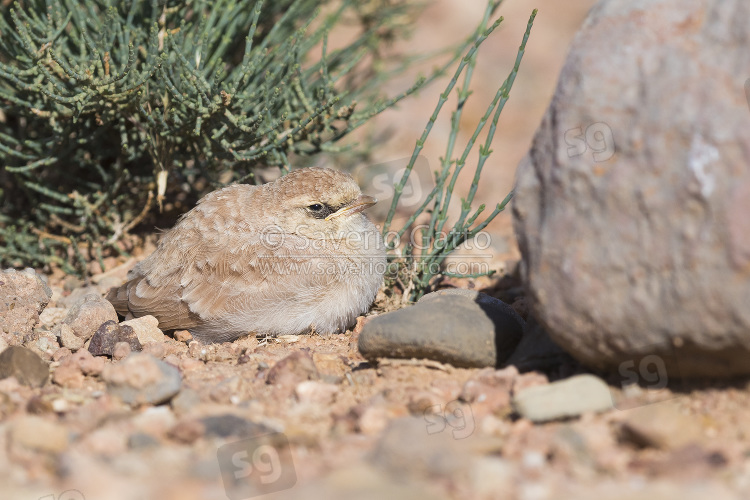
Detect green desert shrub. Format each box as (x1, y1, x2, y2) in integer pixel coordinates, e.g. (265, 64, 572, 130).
(0, 0, 435, 274)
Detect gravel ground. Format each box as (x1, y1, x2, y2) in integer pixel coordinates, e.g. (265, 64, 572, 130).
(1, 262, 749, 500)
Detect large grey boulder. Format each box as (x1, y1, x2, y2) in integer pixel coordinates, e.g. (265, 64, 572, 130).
(512, 0, 750, 378)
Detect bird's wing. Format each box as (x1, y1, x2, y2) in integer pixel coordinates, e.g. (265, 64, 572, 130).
(107, 220, 207, 330)
(107, 272, 200, 331)
(178, 230, 338, 320)
(110, 222, 339, 330)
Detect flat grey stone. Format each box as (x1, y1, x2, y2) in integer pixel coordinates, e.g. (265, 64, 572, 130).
(512, 374, 613, 422)
(359, 291, 524, 368)
(201, 414, 270, 438)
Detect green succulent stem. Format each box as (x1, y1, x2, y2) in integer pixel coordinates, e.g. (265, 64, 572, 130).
(383, 7, 537, 302)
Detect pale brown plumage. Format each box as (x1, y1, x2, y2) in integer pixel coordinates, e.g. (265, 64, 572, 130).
(107, 168, 386, 343)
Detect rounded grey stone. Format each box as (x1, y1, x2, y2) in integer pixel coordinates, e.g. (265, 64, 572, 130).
(63, 293, 119, 341)
(0, 346, 49, 388)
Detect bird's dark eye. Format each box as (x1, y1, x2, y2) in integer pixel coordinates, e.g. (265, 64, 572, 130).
(306, 203, 334, 219)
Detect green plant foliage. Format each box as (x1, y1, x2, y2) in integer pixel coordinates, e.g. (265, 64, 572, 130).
(384, 8, 537, 302)
(0, 0, 430, 274)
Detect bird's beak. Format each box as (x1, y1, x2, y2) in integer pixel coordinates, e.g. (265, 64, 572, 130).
(325, 194, 377, 221)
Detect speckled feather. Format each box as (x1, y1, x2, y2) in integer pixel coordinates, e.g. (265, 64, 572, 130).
(107, 168, 386, 342)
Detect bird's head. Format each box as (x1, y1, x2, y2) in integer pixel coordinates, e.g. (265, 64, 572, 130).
(270, 168, 379, 241)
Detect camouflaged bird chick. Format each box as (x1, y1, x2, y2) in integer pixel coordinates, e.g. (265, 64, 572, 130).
(108, 168, 386, 343)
